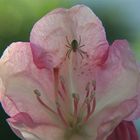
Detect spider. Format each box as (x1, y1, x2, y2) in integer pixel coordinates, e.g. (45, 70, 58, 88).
(65, 36, 86, 59)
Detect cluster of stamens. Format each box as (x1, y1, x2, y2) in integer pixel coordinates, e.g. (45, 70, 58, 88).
(34, 70, 96, 130)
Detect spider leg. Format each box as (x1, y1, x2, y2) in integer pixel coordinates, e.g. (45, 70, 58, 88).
(78, 35, 81, 46)
(78, 48, 86, 54)
(66, 49, 72, 59)
(68, 49, 72, 59)
(79, 44, 85, 48)
(77, 49, 84, 59)
(65, 45, 71, 48)
(66, 36, 71, 46)
(78, 48, 88, 58)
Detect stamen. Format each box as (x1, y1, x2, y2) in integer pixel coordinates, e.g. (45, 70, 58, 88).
(90, 98, 96, 116)
(56, 102, 68, 127)
(82, 80, 96, 123)
(58, 90, 65, 101)
(79, 82, 91, 111)
(60, 76, 67, 95)
(72, 93, 79, 117)
(85, 82, 90, 91)
(34, 89, 57, 115)
(54, 68, 59, 98)
(83, 96, 96, 123)
(85, 98, 91, 115)
(89, 93, 95, 102)
(83, 99, 91, 123)
(34, 79, 96, 128)
(92, 80, 96, 91)
(34, 89, 41, 96)
(85, 82, 90, 97)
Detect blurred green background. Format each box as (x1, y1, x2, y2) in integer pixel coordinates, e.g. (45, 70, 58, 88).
(0, 0, 140, 139)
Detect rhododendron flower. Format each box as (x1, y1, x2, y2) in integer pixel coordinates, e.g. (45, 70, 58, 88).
(0, 5, 140, 140)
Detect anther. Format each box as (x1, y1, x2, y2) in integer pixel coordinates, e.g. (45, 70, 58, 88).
(72, 93, 80, 100)
(34, 89, 41, 96)
(55, 101, 60, 108)
(34, 89, 57, 115)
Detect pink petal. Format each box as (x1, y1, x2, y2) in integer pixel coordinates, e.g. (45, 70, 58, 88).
(0, 42, 59, 125)
(85, 99, 137, 140)
(126, 80, 140, 120)
(56, 44, 108, 106)
(95, 40, 140, 115)
(95, 99, 137, 140)
(30, 4, 109, 68)
(7, 112, 64, 140)
(83, 40, 140, 140)
(107, 121, 139, 140)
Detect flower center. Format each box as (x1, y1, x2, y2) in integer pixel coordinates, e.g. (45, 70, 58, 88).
(33, 68, 96, 138)
(34, 83, 96, 124)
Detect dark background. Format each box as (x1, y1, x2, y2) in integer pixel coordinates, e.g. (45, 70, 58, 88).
(0, 0, 140, 139)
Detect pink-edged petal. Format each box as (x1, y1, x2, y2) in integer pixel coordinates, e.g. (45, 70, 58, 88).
(82, 40, 139, 140)
(95, 99, 137, 140)
(8, 112, 90, 140)
(7, 112, 64, 140)
(30, 4, 109, 68)
(0, 42, 59, 126)
(7, 112, 36, 140)
(107, 121, 139, 140)
(85, 99, 137, 140)
(126, 81, 140, 120)
(95, 40, 140, 115)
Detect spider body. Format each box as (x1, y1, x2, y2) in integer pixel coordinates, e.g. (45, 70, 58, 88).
(65, 36, 86, 59)
(71, 39, 79, 52)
